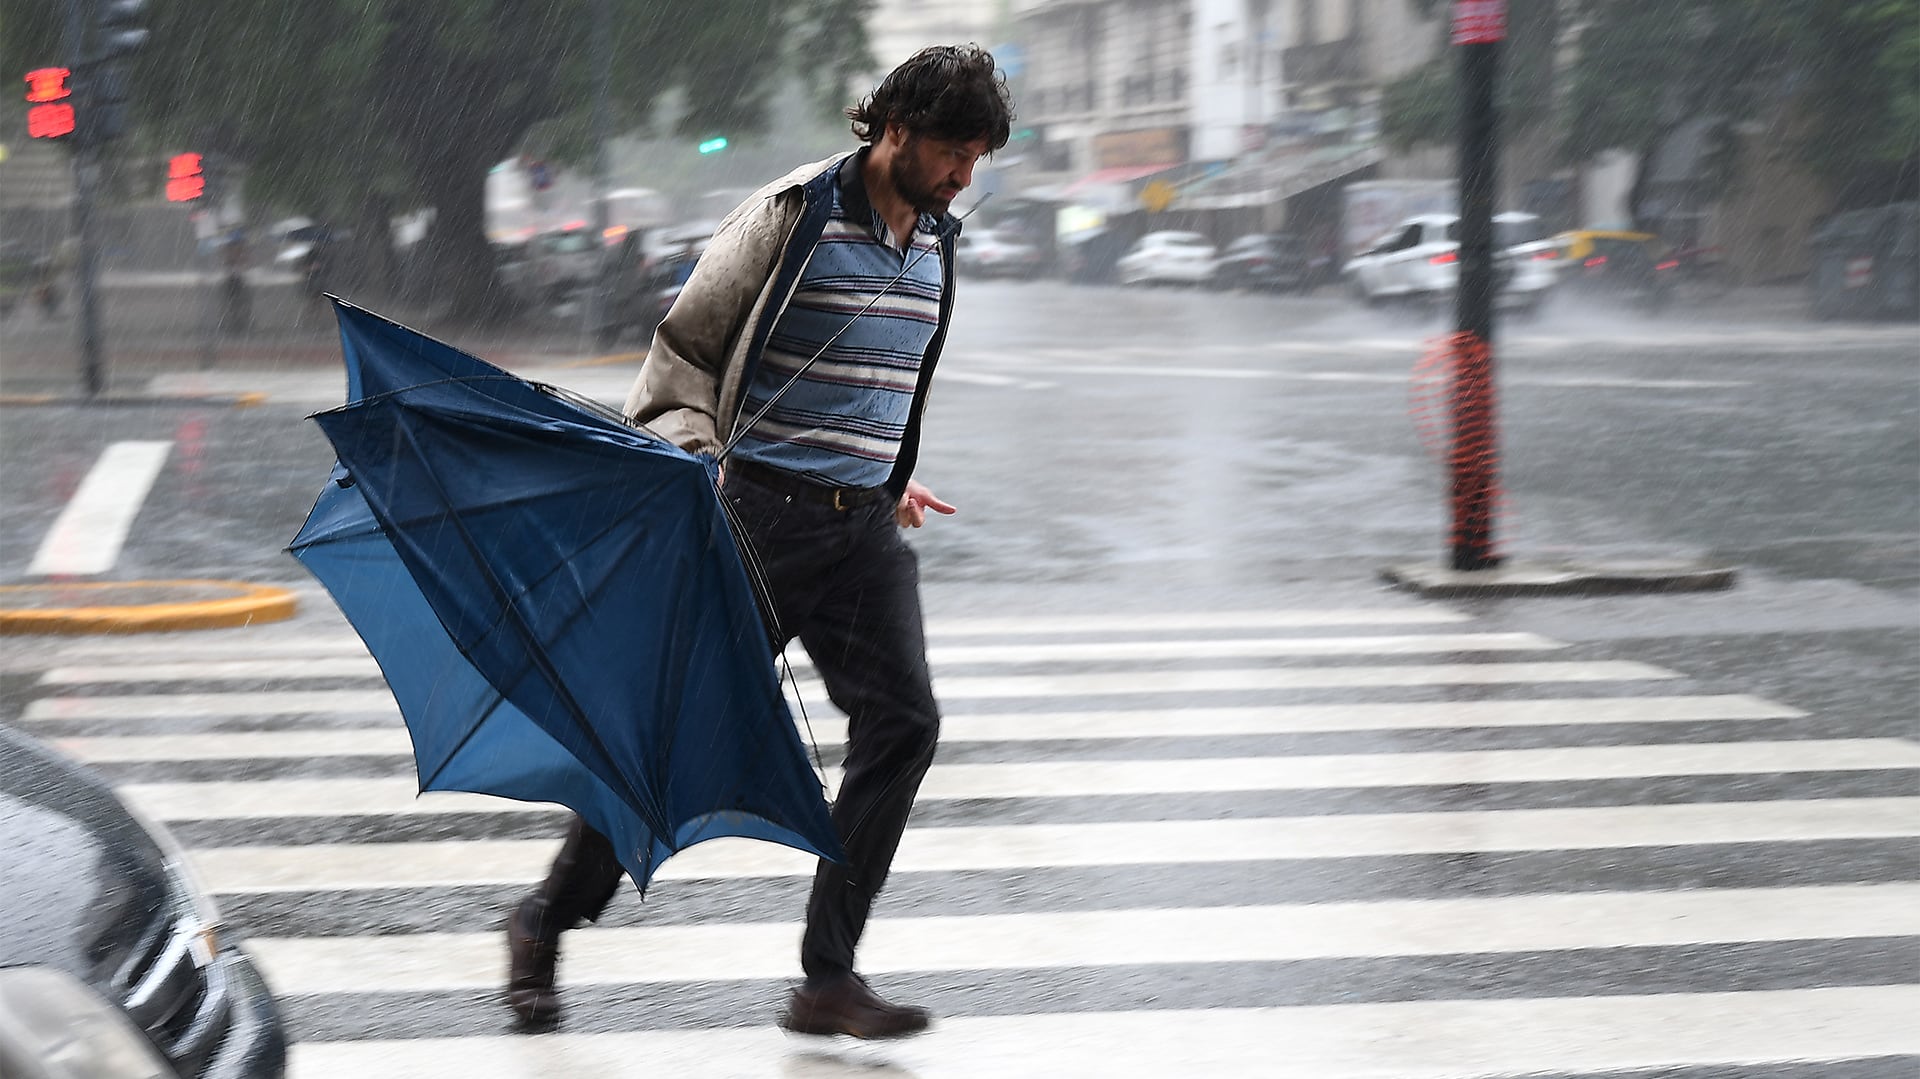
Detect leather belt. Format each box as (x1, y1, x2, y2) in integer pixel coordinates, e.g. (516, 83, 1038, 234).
(727, 459, 892, 511)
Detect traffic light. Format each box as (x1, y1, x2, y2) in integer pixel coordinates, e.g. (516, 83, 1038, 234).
(24, 68, 75, 139)
(77, 0, 149, 146)
(166, 152, 204, 202)
(697, 136, 728, 155)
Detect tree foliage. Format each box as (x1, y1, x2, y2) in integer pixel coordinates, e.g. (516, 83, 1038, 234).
(1380, 0, 1919, 213)
(1379, 0, 1559, 149)
(3, 0, 874, 319)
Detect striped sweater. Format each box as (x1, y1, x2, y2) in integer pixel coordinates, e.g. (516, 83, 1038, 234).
(730, 160, 944, 488)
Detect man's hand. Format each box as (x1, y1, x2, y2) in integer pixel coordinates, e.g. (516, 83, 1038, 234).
(896, 480, 956, 528)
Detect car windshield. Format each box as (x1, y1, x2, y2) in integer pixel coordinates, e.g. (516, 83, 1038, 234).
(1496, 218, 1547, 247)
(1438, 219, 1547, 248)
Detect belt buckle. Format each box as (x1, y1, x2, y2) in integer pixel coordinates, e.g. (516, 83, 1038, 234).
(831, 486, 851, 511)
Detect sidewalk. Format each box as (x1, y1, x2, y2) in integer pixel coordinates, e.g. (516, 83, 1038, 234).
(0, 299, 630, 401)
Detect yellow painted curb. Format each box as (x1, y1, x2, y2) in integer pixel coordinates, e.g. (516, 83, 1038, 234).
(0, 580, 298, 635)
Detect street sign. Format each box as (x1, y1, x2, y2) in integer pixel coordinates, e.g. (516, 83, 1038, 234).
(166, 152, 205, 202)
(1140, 179, 1178, 214)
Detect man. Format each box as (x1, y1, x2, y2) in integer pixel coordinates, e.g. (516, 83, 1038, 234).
(505, 44, 1013, 1039)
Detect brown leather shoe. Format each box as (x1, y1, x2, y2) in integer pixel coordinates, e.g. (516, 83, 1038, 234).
(779, 974, 931, 1039)
(506, 895, 561, 1026)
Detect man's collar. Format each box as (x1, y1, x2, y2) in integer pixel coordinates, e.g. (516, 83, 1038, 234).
(838, 145, 949, 241)
(837, 146, 879, 232)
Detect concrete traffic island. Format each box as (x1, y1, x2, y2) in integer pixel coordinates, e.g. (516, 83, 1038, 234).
(1380, 560, 1739, 598)
(0, 579, 297, 634)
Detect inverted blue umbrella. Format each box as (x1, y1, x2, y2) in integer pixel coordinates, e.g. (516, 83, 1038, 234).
(288, 300, 842, 890)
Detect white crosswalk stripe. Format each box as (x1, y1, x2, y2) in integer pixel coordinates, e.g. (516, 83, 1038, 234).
(250, 884, 1920, 994)
(185, 798, 1920, 894)
(7, 602, 1914, 1078)
(43, 694, 1808, 759)
(110, 739, 1920, 822)
(289, 988, 1920, 1079)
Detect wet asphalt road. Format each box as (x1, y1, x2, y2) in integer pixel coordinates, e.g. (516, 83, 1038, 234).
(0, 280, 1915, 1075)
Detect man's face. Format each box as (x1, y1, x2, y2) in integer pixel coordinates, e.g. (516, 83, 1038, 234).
(887, 129, 990, 216)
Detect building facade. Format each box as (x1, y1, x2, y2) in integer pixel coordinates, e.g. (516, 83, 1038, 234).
(1010, 0, 1435, 179)
(865, 0, 1006, 75)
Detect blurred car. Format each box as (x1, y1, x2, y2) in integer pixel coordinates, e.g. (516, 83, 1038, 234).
(1116, 231, 1218, 286)
(527, 224, 601, 307)
(955, 227, 1043, 279)
(0, 723, 287, 1077)
(0, 241, 59, 319)
(1552, 229, 1671, 311)
(1807, 201, 1918, 320)
(271, 221, 349, 297)
(1058, 227, 1130, 285)
(1209, 233, 1310, 292)
(1343, 212, 1556, 313)
(585, 220, 721, 346)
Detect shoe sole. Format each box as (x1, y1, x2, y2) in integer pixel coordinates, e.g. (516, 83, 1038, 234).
(779, 1015, 931, 1040)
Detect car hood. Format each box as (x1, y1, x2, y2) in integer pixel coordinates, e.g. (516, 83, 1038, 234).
(0, 726, 170, 987)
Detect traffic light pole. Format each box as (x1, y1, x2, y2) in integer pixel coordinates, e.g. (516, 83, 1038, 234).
(583, 0, 612, 344)
(65, 0, 108, 397)
(1449, 1, 1505, 571)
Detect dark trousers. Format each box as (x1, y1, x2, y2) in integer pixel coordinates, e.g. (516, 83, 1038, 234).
(531, 470, 941, 984)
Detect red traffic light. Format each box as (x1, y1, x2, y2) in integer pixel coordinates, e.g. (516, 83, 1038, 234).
(24, 67, 71, 103)
(24, 68, 75, 138)
(167, 152, 205, 202)
(29, 103, 76, 139)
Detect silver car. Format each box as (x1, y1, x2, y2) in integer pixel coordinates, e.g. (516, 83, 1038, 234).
(0, 724, 287, 1077)
(1117, 231, 1218, 286)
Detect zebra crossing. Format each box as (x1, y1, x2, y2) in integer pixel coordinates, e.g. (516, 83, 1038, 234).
(11, 599, 1919, 1077)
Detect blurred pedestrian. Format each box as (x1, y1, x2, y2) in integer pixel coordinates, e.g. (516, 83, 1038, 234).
(219, 227, 252, 334)
(505, 43, 1013, 1040)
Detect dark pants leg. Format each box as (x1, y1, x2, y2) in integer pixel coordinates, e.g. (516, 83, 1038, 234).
(528, 477, 939, 980)
(529, 816, 624, 935)
(723, 479, 941, 985)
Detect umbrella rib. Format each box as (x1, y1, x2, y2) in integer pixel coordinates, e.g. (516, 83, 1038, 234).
(415, 686, 518, 792)
(386, 417, 669, 832)
(719, 490, 830, 782)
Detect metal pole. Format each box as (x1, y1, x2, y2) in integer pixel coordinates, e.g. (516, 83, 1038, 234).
(1449, 0, 1504, 571)
(66, 0, 109, 397)
(582, 0, 612, 344)
(200, 154, 221, 368)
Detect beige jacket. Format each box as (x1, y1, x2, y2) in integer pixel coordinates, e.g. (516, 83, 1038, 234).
(622, 153, 850, 456)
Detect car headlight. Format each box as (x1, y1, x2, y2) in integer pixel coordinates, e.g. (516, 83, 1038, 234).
(0, 967, 174, 1079)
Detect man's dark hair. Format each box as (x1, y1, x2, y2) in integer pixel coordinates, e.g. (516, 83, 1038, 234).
(847, 44, 1014, 151)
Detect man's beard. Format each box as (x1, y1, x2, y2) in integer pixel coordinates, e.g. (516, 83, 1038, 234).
(889, 142, 952, 216)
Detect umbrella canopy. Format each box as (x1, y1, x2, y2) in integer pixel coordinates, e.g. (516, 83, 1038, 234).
(288, 300, 842, 890)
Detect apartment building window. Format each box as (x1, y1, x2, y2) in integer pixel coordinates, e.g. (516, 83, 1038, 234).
(1219, 24, 1240, 77)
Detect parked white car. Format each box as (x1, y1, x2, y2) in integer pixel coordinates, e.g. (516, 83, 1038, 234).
(1343, 211, 1558, 313)
(956, 227, 1044, 278)
(1117, 231, 1218, 286)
